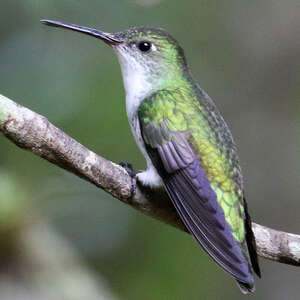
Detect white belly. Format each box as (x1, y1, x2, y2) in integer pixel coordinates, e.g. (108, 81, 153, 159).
(127, 97, 162, 188)
(115, 47, 162, 188)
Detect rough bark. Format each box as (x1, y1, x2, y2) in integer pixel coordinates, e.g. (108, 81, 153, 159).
(1, 94, 300, 266)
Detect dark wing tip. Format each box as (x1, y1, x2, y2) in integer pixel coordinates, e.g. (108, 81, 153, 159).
(162, 156, 254, 284)
(243, 198, 261, 278)
(236, 280, 255, 294)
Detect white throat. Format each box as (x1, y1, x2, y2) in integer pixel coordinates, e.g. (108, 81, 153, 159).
(113, 46, 162, 188)
(114, 47, 153, 119)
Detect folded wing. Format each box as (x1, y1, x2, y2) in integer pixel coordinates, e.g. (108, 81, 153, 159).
(140, 119, 255, 289)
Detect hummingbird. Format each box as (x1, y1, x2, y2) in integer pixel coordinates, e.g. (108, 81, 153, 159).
(41, 19, 261, 293)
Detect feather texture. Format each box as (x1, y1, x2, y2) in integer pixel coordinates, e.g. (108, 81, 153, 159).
(138, 88, 260, 291)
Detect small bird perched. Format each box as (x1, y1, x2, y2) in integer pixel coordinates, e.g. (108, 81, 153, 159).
(41, 19, 261, 293)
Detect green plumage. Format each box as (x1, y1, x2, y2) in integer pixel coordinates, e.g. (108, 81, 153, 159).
(41, 19, 261, 292)
(138, 84, 245, 243)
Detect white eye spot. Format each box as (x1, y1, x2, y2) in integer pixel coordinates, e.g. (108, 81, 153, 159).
(151, 43, 157, 51)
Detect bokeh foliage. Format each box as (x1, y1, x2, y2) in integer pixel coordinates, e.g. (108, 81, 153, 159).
(0, 1, 300, 299)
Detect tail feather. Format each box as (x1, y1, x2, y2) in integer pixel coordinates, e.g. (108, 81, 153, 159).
(243, 197, 261, 278)
(236, 280, 255, 294)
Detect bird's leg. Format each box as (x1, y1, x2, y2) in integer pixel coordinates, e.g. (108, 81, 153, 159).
(119, 161, 137, 197)
(119, 161, 136, 178)
(119, 162, 174, 211)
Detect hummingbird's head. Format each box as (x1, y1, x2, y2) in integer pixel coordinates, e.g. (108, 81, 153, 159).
(41, 20, 188, 98)
(112, 26, 188, 97)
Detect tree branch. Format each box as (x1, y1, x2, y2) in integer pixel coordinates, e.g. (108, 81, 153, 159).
(1, 94, 300, 266)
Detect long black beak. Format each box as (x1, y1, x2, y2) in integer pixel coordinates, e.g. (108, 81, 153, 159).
(40, 19, 123, 45)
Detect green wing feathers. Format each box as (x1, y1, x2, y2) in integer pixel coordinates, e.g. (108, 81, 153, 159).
(139, 87, 246, 243)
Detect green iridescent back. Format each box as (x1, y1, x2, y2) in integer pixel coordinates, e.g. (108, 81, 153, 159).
(138, 83, 246, 243)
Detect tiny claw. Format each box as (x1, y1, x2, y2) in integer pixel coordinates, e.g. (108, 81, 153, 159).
(119, 161, 136, 178)
(119, 161, 137, 197)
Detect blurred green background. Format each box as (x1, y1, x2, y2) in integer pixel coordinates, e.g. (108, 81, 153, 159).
(1, 1, 300, 299)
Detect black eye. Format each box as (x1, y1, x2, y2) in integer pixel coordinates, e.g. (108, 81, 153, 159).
(137, 40, 152, 52)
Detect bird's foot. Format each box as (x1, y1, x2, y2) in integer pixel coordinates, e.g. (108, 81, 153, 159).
(119, 161, 136, 178)
(119, 161, 137, 197)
